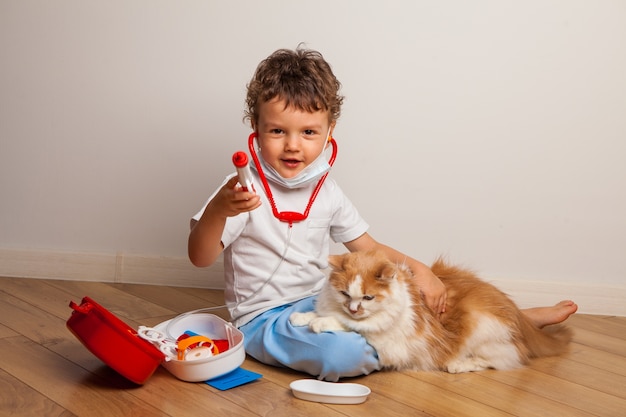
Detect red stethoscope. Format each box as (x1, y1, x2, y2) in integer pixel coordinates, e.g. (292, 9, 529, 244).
(247, 132, 338, 226)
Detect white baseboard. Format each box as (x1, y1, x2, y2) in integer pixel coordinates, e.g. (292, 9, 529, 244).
(488, 278, 626, 317)
(1, 248, 624, 316)
(0, 248, 225, 289)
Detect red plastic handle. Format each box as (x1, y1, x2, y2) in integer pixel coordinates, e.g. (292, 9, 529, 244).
(69, 299, 92, 314)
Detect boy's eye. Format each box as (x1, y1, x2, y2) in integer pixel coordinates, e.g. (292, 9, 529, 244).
(303, 129, 315, 136)
(270, 129, 284, 135)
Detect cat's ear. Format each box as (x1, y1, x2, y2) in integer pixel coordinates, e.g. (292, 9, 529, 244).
(376, 262, 398, 282)
(328, 254, 344, 270)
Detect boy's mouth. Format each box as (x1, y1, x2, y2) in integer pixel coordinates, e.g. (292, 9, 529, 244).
(281, 158, 302, 169)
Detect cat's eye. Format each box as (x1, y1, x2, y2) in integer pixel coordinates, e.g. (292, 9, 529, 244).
(341, 291, 350, 298)
(363, 295, 375, 301)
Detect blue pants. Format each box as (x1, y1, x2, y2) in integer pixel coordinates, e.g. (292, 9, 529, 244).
(239, 296, 381, 382)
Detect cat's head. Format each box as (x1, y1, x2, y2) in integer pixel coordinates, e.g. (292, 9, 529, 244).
(327, 250, 408, 320)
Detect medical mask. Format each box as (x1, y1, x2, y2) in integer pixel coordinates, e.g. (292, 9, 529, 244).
(253, 128, 333, 189)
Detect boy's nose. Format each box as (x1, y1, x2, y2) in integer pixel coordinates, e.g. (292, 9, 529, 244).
(284, 134, 300, 150)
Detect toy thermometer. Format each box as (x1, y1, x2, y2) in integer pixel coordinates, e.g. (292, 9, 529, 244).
(232, 151, 255, 193)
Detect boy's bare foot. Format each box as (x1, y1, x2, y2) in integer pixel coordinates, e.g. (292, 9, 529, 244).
(522, 300, 578, 328)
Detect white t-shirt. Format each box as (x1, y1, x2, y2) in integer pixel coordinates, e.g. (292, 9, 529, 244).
(192, 169, 369, 327)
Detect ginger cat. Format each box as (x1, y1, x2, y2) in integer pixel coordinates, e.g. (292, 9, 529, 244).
(290, 250, 572, 373)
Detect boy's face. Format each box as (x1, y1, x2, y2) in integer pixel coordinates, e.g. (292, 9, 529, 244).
(254, 98, 335, 179)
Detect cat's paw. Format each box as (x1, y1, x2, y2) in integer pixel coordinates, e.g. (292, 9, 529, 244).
(446, 357, 491, 373)
(309, 316, 347, 333)
(289, 311, 318, 327)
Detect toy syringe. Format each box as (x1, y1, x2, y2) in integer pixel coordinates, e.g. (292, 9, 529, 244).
(232, 151, 255, 193)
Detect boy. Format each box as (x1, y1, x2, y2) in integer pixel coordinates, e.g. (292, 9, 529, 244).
(188, 47, 576, 381)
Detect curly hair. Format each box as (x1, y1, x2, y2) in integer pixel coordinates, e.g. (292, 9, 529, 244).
(244, 47, 344, 126)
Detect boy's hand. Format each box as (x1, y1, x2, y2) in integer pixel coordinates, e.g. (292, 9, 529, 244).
(209, 176, 261, 218)
(188, 176, 261, 268)
(415, 269, 447, 316)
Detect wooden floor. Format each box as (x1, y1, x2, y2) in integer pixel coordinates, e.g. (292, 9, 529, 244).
(0, 276, 625, 417)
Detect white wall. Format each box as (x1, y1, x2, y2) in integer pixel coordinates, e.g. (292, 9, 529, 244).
(1, 1, 625, 314)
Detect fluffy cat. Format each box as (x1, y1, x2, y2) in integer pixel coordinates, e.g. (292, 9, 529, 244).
(289, 250, 572, 373)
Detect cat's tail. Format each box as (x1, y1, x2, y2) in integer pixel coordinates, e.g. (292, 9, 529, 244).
(519, 315, 573, 358)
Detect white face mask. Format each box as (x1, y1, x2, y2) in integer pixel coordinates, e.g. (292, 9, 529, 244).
(254, 128, 333, 189)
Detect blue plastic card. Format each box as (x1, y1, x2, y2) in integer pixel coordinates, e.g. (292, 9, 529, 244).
(206, 367, 262, 390)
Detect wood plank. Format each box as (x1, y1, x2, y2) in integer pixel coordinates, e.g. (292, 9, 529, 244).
(528, 353, 626, 400)
(0, 322, 18, 339)
(406, 369, 592, 417)
(42, 279, 177, 321)
(105, 283, 231, 321)
(0, 289, 76, 347)
(110, 367, 261, 417)
(0, 276, 85, 320)
(0, 288, 130, 377)
(607, 315, 626, 331)
(0, 336, 167, 417)
(568, 314, 626, 340)
(175, 286, 226, 305)
(565, 342, 626, 375)
(208, 378, 349, 417)
(0, 368, 77, 417)
(105, 283, 218, 313)
(350, 370, 510, 417)
(482, 361, 626, 415)
(571, 326, 626, 356)
(0, 276, 176, 325)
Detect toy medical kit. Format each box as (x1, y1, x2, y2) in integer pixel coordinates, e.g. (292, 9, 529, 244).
(247, 132, 337, 225)
(232, 151, 255, 193)
(67, 297, 246, 384)
(153, 313, 245, 382)
(290, 379, 371, 404)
